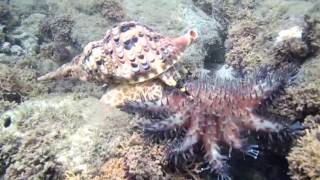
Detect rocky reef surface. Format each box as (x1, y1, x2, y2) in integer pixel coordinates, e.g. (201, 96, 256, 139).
(220, 0, 320, 179)
(0, 0, 319, 179)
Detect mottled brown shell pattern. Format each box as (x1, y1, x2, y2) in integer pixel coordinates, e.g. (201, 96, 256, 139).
(80, 21, 182, 84)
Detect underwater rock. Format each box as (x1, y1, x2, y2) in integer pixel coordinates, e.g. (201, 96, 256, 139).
(225, 17, 310, 74)
(0, 3, 18, 48)
(0, 2, 18, 29)
(11, 13, 46, 55)
(225, 18, 268, 73)
(10, 44, 24, 55)
(269, 55, 320, 121)
(0, 42, 11, 54)
(273, 22, 311, 63)
(9, 0, 116, 49)
(0, 63, 47, 102)
(306, 17, 320, 54)
(287, 126, 320, 180)
(275, 26, 304, 44)
(0, 94, 134, 179)
(44, 0, 112, 47)
(192, 0, 214, 16)
(38, 16, 75, 63)
(93, 0, 124, 22)
(0, 42, 25, 56)
(304, 115, 320, 130)
(224, 0, 318, 74)
(0, 3, 10, 21)
(123, 0, 224, 72)
(39, 43, 72, 64)
(39, 16, 74, 44)
(0, 25, 5, 44)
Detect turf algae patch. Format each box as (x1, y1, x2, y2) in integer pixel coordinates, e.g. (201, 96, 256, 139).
(0, 94, 132, 179)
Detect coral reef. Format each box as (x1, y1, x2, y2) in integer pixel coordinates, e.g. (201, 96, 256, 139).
(122, 66, 302, 179)
(1, 0, 319, 179)
(287, 126, 320, 180)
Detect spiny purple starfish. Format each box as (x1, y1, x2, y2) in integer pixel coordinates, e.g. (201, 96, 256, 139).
(122, 66, 303, 179)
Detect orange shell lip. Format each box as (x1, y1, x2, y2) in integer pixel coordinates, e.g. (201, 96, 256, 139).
(188, 30, 198, 41)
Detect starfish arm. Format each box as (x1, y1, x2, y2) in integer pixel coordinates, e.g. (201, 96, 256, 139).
(221, 119, 243, 149)
(243, 113, 285, 133)
(143, 111, 188, 133)
(203, 140, 230, 178)
(165, 132, 199, 164)
(121, 97, 172, 120)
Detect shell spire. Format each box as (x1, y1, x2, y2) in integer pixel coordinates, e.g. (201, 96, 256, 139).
(37, 55, 88, 81)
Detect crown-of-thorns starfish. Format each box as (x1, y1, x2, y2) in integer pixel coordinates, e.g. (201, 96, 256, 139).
(38, 21, 198, 107)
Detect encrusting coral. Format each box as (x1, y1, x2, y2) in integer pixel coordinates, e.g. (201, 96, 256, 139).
(122, 65, 303, 179)
(287, 126, 320, 180)
(38, 21, 198, 107)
